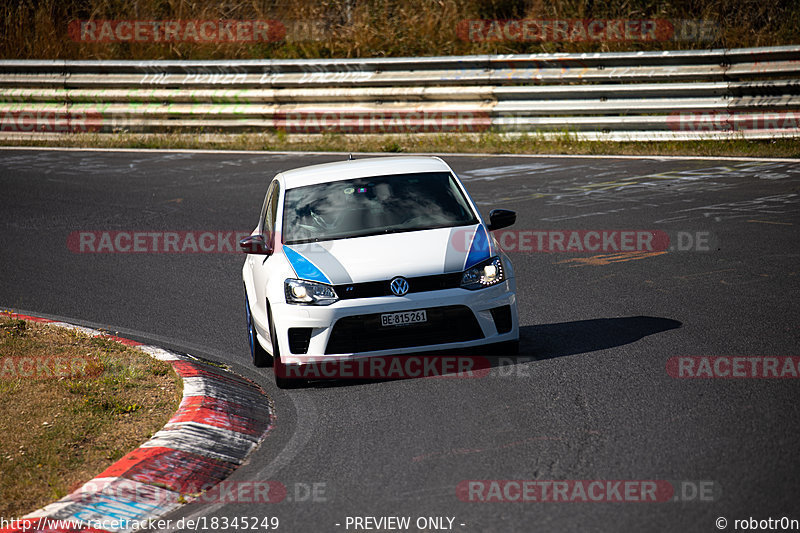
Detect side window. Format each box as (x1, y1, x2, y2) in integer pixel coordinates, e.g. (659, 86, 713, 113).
(258, 186, 271, 233)
(262, 181, 280, 244)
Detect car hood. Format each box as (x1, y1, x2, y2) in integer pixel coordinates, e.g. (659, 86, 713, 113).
(281, 224, 494, 284)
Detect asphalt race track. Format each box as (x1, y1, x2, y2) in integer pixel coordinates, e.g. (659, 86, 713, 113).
(1, 149, 799, 532)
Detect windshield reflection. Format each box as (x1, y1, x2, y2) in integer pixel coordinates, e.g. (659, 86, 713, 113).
(282, 172, 478, 244)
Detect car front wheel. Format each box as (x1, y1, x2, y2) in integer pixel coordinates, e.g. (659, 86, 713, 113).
(245, 288, 270, 367)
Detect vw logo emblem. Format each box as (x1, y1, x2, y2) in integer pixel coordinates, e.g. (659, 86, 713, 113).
(389, 277, 409, 296)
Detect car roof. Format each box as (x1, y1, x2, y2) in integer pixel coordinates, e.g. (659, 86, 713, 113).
(277, 156, 452, 189)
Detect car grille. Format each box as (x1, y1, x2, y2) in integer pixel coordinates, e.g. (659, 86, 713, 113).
(334, 272, 463, 300)
(325, 305, 483, 354)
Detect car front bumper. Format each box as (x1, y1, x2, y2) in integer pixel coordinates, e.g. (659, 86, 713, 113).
(264, 278, 518, 366)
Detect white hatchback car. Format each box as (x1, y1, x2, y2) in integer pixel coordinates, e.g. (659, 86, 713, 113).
(241, 156, 519, 388)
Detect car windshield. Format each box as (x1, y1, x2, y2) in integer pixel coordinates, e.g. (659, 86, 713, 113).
(282, 172, 478, 244)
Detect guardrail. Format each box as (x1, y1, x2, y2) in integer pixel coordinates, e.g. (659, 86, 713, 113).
(1, 45, 799, 140)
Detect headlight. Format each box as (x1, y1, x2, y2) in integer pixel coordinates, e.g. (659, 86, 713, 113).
(461, 256, 505, 290)
(284, 279, 338, 305)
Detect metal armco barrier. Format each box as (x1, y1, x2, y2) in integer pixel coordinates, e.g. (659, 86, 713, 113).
(0, 45, 798, 140)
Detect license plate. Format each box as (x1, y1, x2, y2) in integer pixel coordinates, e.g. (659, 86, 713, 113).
(381, 310, 427, 327)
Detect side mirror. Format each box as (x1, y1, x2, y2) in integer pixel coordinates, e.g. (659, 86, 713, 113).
(487, 209, 516, 231)
(239, 234, 272, 255)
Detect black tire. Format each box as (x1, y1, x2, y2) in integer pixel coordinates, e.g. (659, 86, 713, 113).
(245, 288, 270, 368)
(269, 303, 302, 389)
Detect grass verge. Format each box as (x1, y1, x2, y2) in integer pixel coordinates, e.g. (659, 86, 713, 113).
(0, 314, 182, 519)
(2, 0, 798, 60)
(0, 132, 798, 158)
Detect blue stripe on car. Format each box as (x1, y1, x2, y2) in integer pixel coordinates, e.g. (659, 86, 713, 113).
(464, 225, 492, 269)
(284, 246, 332, 284)
(301, 243, 353, 284)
